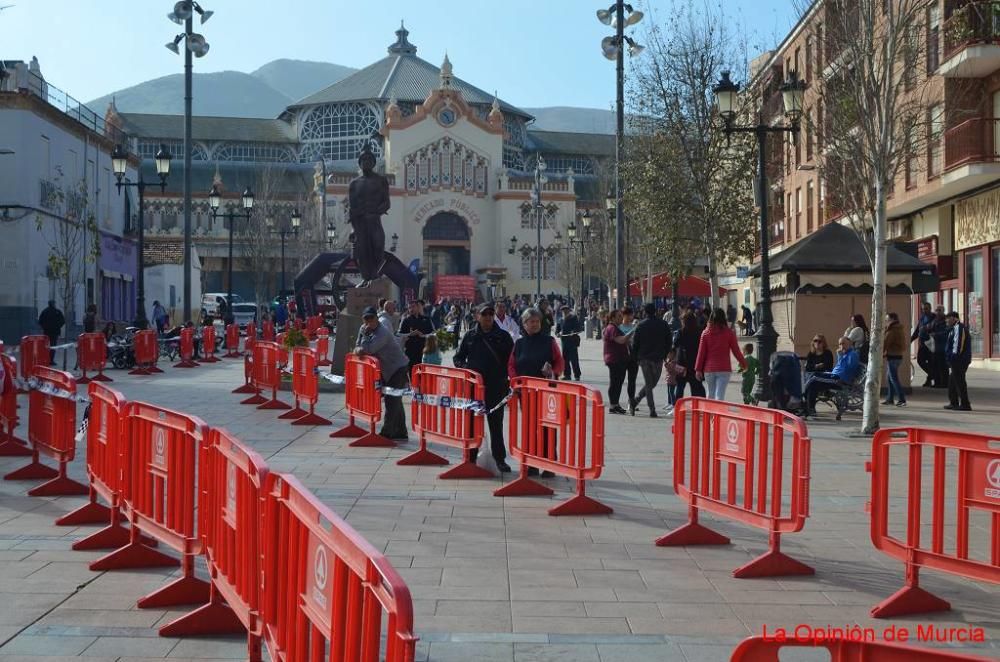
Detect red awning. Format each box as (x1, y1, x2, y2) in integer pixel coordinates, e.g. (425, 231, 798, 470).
(627, 273, 726, 298)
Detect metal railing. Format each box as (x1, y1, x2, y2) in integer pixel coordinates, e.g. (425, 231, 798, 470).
(944, 117, 1000, 171)
(943, 1, 1000, 60)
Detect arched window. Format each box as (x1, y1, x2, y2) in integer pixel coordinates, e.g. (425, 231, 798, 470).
(422, 212, 470, 241)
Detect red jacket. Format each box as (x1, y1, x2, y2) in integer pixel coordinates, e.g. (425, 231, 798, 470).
(694, 325, 747, 374)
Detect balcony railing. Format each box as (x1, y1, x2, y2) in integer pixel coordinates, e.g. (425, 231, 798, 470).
(944, 1, 1000, 60)
(944, 117, 1000, 171)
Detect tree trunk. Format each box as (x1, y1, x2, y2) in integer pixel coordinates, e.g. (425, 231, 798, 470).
(862, 187, 889, 435)
(707, 247, 720, 311)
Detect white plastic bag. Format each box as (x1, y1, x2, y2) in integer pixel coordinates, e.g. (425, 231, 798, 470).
(476, 447, 498, 477)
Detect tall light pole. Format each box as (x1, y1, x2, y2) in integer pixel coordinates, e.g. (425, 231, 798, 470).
(111, 144, 172, 329)
(531, 153, 547, 300)
(269, 210, 301, 296)
(712, 70, 805, 402)
(597, 2, 643, 308)
(208, 183, 253, 324)
(166, 0, 212, 323)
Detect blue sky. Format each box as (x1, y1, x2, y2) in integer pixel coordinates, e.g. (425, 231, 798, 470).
(2, 0, 799, 108)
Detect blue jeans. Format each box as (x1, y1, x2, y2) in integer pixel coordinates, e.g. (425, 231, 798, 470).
(885, 357, 905, 403)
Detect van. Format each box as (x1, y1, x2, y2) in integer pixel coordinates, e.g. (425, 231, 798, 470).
(201, 292, 243, 318)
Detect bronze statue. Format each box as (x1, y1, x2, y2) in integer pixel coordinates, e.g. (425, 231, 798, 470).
(348, 143, 391, 287)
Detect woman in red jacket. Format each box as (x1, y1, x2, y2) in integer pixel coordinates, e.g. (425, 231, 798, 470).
(695, 308, 747, 401)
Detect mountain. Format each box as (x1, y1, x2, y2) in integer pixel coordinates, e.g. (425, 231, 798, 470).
(524, 106, 615, 134)
(250, 59, 357, 104)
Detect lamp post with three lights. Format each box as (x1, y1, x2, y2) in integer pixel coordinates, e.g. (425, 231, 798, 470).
(207, 183, 253, 324)
(268, 210, 301, 298)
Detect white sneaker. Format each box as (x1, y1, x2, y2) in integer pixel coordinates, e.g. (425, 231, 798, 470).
(662, 406, 674, 416)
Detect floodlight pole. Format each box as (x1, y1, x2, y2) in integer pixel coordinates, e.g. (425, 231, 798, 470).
(614, 0, 626, 309)
(182, 8, 194, 323)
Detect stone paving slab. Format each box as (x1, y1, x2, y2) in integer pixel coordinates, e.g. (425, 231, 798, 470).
(0, 339, 998, 660)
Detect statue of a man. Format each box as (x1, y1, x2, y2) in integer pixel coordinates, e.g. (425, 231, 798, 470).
(348, 143, 391, 287)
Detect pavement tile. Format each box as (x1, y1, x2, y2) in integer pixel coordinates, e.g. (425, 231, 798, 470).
(81, 636, 177, 657)
(0, 635, 97, 656)
(512, 643, 600, 662)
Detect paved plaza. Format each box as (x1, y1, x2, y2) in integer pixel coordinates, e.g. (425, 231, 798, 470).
(0, 338, 998, 661)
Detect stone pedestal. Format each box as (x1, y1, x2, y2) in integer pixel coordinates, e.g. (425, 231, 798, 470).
(331, 278, 393, 375)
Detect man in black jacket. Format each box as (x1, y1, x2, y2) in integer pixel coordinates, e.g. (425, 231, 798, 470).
(38, 300, 65, 365)
(556, 305, 582, 380)
(453, 303, 514, 472)
(630, 303, 673, 417)
(398, 299, 435, 375)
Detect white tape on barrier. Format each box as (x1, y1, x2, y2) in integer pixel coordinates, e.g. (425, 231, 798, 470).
(317, 372, 512, 416)
(13, 376, 90, 404)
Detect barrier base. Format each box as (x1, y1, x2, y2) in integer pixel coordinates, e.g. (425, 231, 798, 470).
(348, 432, 395, 448)
(0, 436, 32, 457)
(128, 366, 151, 376)
(173, 359, 199, 368)
(137, 574, 211, 609)
(733, 549, 814, 578)
(90, 542, 179, 571)
(398, 447, 450, 466)
(494, 476, 554, 497)
(92, 373, 113, 382)
(655, 521, 731, 547)
(257, 398, 291, 411)
(56, 500, 115, 526)
(77, 375, 92, 385)
(4, 460, 59, 481)
(148, 366, 164, 374)
(277, 407, 307, 420)
(232, 383, 256, 394)
(28, 474, 89, 497)
(292, 412, 331, 426)
(200, 356, 220, 363)
(158, 598, 246, 637)
(73, 523, 131, 551)
(870, 584, 951, 619)
(240, 393, 267, 406)
(330, 423, 367, 438)
(224, 351, 241, 359)
(549, 494, 613, 517)
(439, 461, 495, 479)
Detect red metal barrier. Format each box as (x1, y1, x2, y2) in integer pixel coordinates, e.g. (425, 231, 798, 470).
(261, 472, 417, 662)
(494, 376, 610, 516)
(3, 366, 87, 496)
(306, 314, 321, 339)
(77, 333, 112, 384)
(330, 354, 393, 447)
(867, 427, 1000, 618)
(201, 325, 220, 363)
(18, 335, 49, 391)
(280, 347, 330, 426)
(159, 428, 268, 653)
(0, 354, 30, 457)
(275, 333, 288, 368)
(245, 321, 257, 347)
(130, 330, 162, 375)
(233, 353, 256, 395)
(315, 327, 331, 367)
(242, 341, 288, 410)
(90, 403, 210, 608)
(655, 397, 813, 578)
(224, 323, 241, 358)
(262, 320, 274, 342)
(174, 327, 199, 368)
(400, 364, 487, 479)
(731, 635, 992, 661)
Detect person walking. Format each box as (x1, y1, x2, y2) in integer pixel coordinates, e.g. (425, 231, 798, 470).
(454, 302, 515, 473)
(740, 344, 759, 405)
(83, 304, 98, 333)
(557, 305, 583, 380)
(355, 306, 410, 440)
(674, 311, 706, 401)
(378, 300, 398, 335)
(602, 310, 631, 415)
(929, 306, 949, 388)
(943, 311, 972, 411)
(399, 299, 435, 375)
(740, 305, 754, 336)
(694, 308, 747, 401)
(38, 299, 65, 365)
(619, 308, 639, 410)
(151, 300, 169, 333)
(911, 301, 936, 386)
(629, 303, 672, 417)
(882, 312, 908, 407)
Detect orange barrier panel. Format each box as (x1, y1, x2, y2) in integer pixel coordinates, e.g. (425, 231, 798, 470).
(330, 354, 394, 447)
(275, 333, 288, 368)
(261, 472, 417, 662)
(306, 314, 322, 339)
(262, 320, 274, 342)
(159, 429, 268, 652)
(3, 366, 87, 496)
(244, 341, 289, 411)
(174, 327, 199, 368)
(18, 335, 49, 391)
(400, 364, 487, 479)
(233, 353, 256, 395)
(0, 354, 30, 457)
(655, 397, 813, 578)
(731, 635, 992, 661)
(281, 348, 330, 426)
(224, 323, 242, 358)
(494, 376, 610, 516)
(130, 330, 162, 375)
(867, 427, 1000, 618)
(315, 327, 331, 367)
(90, 403, 210, 608)
(245, 321, 257, 346)
(201, 325, 220, 363)
(77, 333, 112, 384)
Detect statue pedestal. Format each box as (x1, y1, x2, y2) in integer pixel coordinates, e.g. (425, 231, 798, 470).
(331, 279, 394, 375)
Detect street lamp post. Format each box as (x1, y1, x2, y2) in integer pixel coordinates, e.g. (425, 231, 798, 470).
(111, 144, 172, 329)
(531, 153, 547, 300)
(208, 184, 253, 324)
(712, 69, 806, 403)
(269, 210, 301, 297)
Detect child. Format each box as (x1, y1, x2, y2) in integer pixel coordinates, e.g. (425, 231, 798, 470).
(422, 333, 442, 365)
(740, 343, 760, 405)
(662, 348, 685, 414)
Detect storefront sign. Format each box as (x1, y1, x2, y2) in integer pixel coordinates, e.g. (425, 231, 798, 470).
(99, 233, 137, 277)
(955, 189, 1000, 251)
(413, 197, 482, 226)
(916, 236, 938, 261)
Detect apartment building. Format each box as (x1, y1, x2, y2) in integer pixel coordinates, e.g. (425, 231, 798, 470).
(737, 0, 1000, 369)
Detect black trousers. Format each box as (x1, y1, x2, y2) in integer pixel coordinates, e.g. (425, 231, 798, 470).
(916, 344, 933, 384)
(562, 342, 581, 379)
(947, 362, 970, 408)
(46, 333, 59, 364)
(625, 360, 639, 402)
(932, 353, 948, 388)
(608, 362, 626, 406)
(379, 366, 409, 439)
(674, 373, 705, 401)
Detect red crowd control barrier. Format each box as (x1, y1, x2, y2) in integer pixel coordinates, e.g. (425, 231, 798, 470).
(305, 314, 322, 339)
(224, 323, 241, 358)
(279, 347, 330, 426)
(233, 353, 256, 395)
(0, 354, 30, 457)
(274, 333, 288, 368)
(130, 330, 162, 375)
(494, 377, 610, 516)
(91, 403, 210, 608)
(4, 367, 87, 497)
(174, 327, 199, 368)
(262, 320, 275, 342)
(242, 341, 288, 410)
(655, 397, 813, 578)
(315, 327, 331, 367)
(261, 473, 417, 662)
(201, 325, 220, 363)
(330, 354, 394, 447)
(160, 428, 268, 651)
(77, 333, 112, 384)
(867, 427, 1000, 618)
(400, 364, 487, 479)
(245, 321, 257, 346)
(18, 335, 49, 391)
(731, 635, 993, 661)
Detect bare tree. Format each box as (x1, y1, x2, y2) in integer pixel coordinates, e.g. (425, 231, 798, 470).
(240, 164, 297, 309)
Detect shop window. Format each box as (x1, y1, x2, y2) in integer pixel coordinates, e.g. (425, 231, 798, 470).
(966, 251, 984, 355)
(992, 247, 1000, 355)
